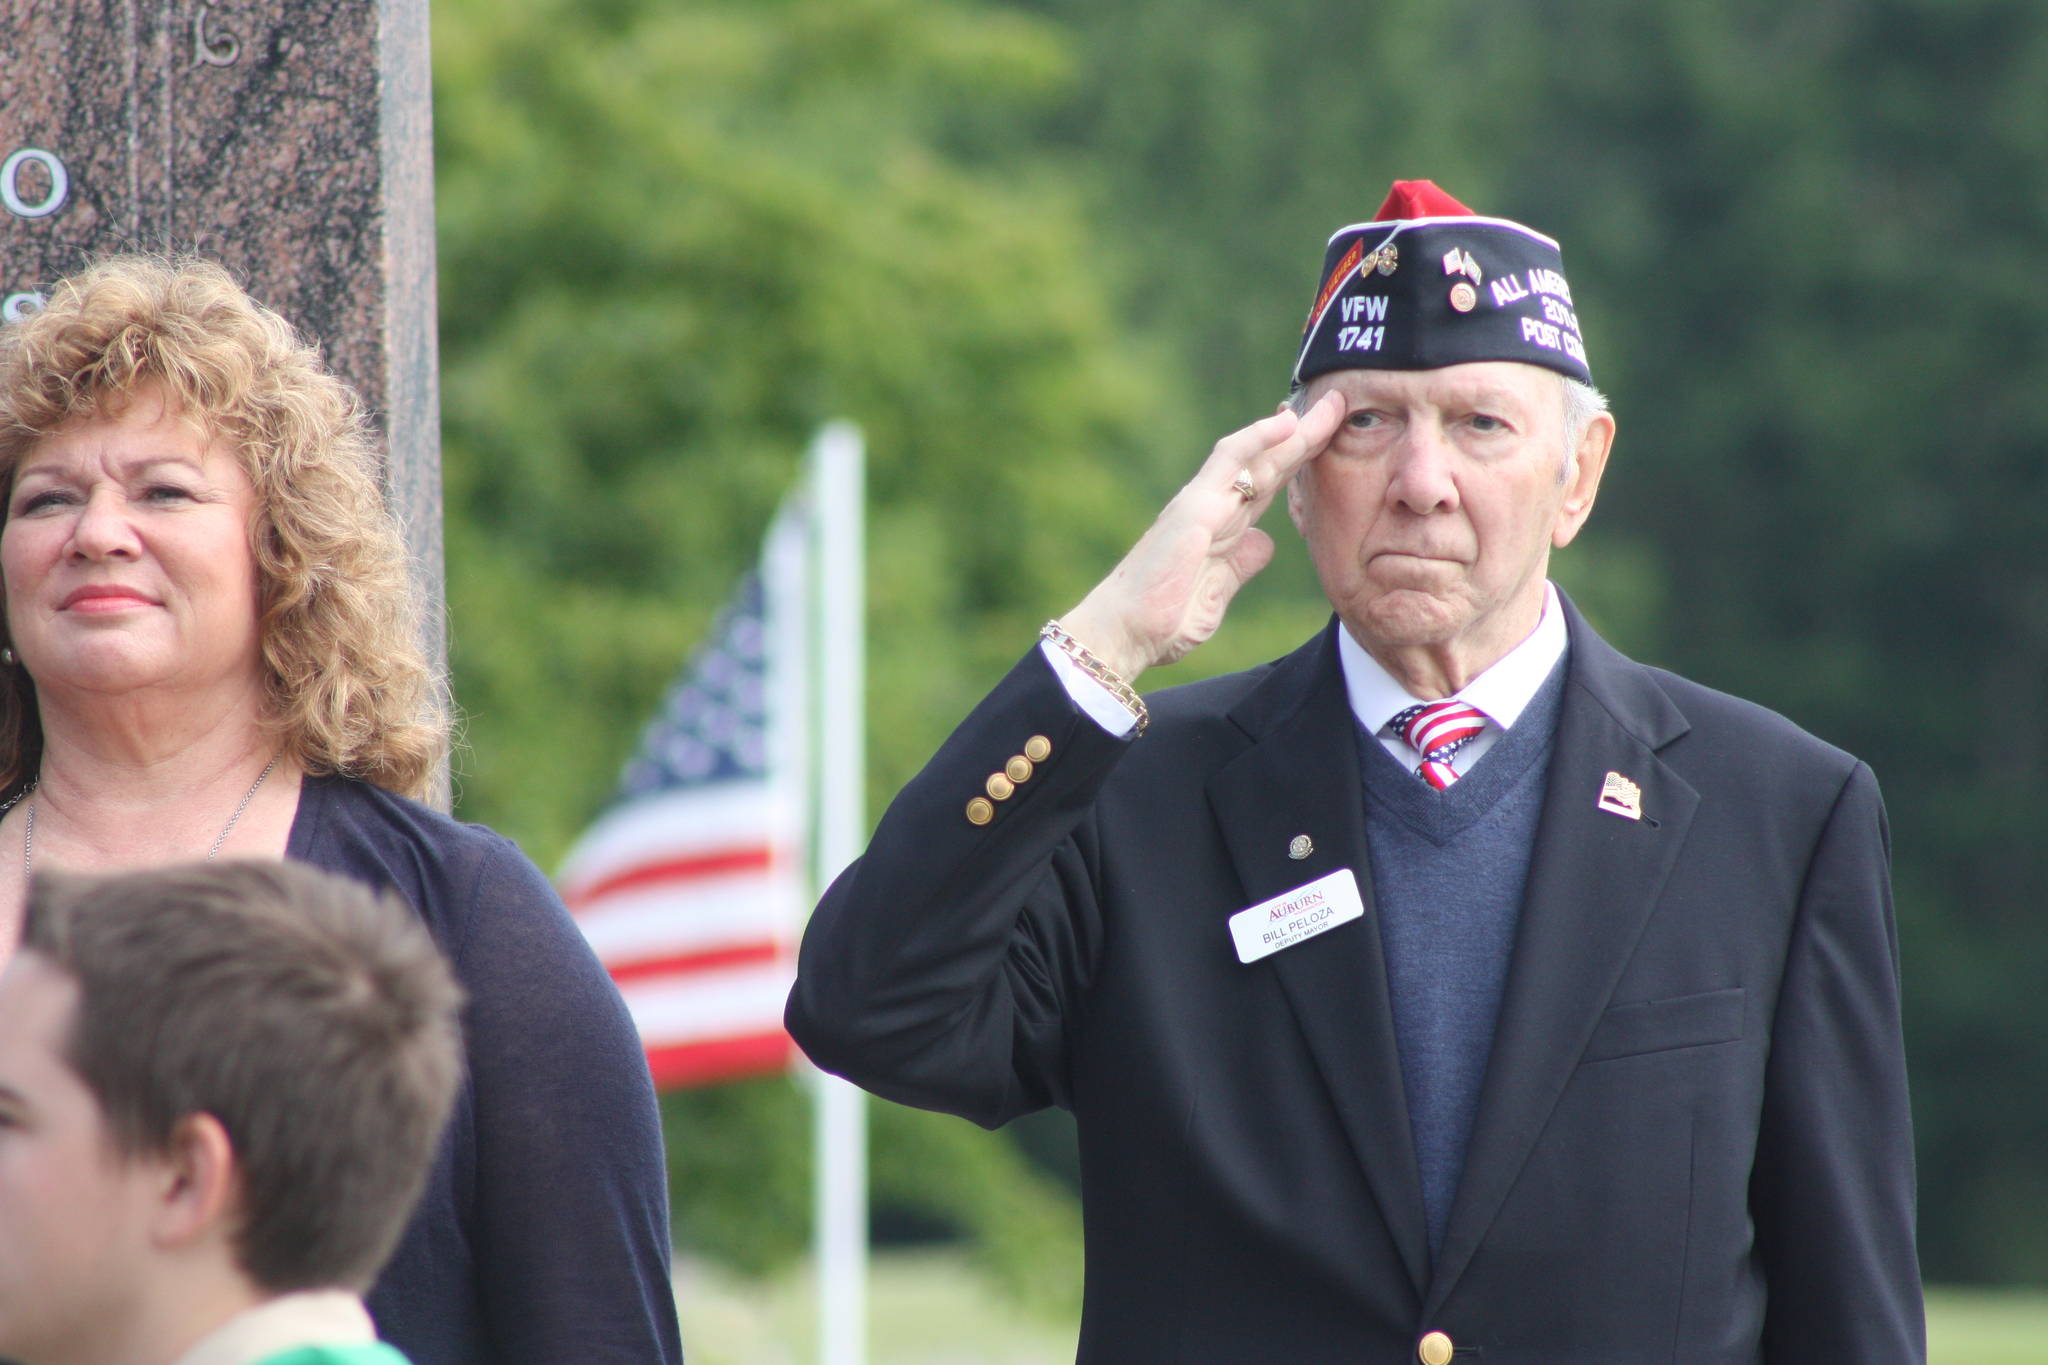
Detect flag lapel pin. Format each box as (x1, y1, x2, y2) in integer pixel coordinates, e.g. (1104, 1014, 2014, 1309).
(1596, 771, 1643, 821)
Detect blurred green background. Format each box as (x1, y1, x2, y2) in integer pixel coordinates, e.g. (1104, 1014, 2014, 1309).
(428, 0, 2048, 1339)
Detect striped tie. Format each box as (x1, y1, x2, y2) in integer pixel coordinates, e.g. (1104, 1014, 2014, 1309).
(1389, 700, 1488, 790)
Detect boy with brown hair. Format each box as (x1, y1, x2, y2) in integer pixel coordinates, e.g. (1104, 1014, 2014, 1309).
(0, 861, 463, 1365)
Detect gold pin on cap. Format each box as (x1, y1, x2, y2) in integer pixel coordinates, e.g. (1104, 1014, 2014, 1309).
(1449, 281, 1477, 313)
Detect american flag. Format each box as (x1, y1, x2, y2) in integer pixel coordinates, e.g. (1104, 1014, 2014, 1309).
(558, 504, 810, 1088)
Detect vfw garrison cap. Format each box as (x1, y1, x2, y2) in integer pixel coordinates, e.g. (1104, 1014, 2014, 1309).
(1291, 179, 1592, 389)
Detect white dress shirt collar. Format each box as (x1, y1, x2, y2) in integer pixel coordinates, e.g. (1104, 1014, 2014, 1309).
(1337, 581, 1569, 739)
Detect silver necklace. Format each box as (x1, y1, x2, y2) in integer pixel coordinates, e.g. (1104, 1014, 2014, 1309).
(17, 754, 280, 878)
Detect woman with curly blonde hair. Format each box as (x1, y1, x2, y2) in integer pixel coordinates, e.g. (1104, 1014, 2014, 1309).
(0, 255, 682, 1365)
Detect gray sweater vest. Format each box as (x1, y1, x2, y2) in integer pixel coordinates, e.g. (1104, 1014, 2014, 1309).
(1355, 660, 1566, 1259)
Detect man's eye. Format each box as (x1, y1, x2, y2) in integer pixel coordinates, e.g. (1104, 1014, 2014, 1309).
(1345, 410, 1382, 429)
(1469, 414, 1507, 433)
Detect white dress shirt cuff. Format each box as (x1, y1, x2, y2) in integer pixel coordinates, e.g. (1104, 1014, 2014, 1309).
(1039, 639, 1140, 737)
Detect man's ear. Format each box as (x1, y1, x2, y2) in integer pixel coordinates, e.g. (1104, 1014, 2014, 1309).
(1286, 471, 1309, 536)
(1552, 411, 1614, 550)
(150, 1113, 239, 1251)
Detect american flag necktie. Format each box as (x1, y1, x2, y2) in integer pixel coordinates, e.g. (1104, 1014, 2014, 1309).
(1389, 700, 1489, 790)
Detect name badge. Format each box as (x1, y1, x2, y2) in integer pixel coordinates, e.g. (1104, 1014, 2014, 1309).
(1228, 869, 1364, 965)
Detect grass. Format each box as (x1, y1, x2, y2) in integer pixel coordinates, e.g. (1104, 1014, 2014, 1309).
(676, 1250, 1074, 1365)
(1928, 1287, 2048, 1364)
(678, 1254, 2048, 1364)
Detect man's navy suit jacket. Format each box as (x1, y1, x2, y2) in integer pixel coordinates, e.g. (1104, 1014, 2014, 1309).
(789, 600, 1923, 1363)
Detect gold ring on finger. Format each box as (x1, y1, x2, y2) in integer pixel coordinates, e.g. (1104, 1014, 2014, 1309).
(1230, 469, 1256, 503)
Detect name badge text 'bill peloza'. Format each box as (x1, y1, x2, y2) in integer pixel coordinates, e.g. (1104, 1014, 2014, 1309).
(1228, 869, 1365, 965)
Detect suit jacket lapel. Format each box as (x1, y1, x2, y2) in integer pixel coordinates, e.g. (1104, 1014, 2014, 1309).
(1207, 623, 1432, 1298)
(1423, 601, 1701, 1313)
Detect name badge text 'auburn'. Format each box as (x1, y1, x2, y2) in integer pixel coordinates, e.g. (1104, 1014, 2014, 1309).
(1228, 868, 1365, 965)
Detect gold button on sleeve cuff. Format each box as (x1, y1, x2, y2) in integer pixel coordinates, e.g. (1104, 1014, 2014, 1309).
(965, 797, 995, 825)
(1024, 735, 1052, 762)
(986, 773, 1015, 801)
(1005, 756, 1033, 783)
(1417, 1331, 1454, 1365)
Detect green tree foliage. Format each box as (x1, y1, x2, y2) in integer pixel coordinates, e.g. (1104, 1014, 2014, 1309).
(1508, 3, 2048, 1284)
(657, 1079, 1079, 1313)
(434, 0, 1180, 856)
(430, 0, 1163, 1301)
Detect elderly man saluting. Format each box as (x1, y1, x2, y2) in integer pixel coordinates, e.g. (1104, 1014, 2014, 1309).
(788, 181, 1923, 1363)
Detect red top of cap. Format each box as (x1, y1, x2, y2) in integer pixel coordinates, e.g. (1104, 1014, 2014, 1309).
(1373, 179, 1476, 220)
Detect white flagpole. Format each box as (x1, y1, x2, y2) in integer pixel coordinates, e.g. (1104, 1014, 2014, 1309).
(810, 422, 868, 1365)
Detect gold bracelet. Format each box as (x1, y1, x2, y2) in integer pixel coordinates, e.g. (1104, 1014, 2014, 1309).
(1041, 620, 1150, 735)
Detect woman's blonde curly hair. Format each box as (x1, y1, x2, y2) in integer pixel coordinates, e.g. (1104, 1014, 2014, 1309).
(0, 255, 446, 800)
